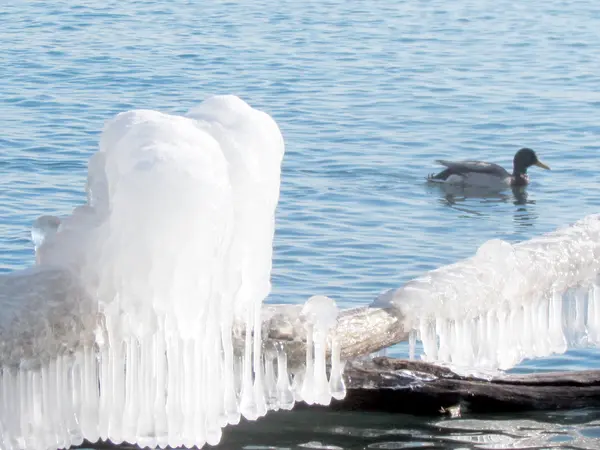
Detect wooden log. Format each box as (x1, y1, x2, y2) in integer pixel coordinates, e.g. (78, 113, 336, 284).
(318, 357, 600, 415)
(256, 304, 408, 367)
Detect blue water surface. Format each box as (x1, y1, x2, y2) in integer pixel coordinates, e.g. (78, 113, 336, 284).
(1, 0, 600, 447)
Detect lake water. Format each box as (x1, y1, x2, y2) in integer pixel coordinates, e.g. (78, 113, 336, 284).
(1, 0, 600, 448)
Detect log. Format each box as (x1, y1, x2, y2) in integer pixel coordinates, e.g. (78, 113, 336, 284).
(320, 357, 600, 415)
(257, 303, 408, 366)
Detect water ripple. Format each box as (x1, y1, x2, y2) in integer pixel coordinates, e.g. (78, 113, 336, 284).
(2, 0, 600, 378)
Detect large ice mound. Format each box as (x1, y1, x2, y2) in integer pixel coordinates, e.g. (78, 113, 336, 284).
(0, 96, 344, 450)
(374, 214, 600, 371)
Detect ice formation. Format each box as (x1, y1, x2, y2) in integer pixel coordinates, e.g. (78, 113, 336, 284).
(297, 295, 345, 406)
(30, 216, 61, 254)
(0, 96, 343, 450)
(374, 214, 600, 371)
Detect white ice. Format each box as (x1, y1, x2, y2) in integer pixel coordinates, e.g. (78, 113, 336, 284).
(0, 95, 343, 450)
(374, 214, 600, 372)
(30, 216, 61, 255)
(298, 295, 342, 406)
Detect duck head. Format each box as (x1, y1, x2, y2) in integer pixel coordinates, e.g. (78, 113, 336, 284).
(513, 148, 550, 176)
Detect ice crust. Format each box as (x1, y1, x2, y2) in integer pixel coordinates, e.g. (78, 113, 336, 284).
(0, 96, 343, 450)
(374, 214, 600, 371)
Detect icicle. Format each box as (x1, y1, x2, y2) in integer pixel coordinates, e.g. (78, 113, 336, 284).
(298, 295, 339, 406)
(239, 305, 258, 420)
(408, 329, 417, 360)
(81, 343, 100, 443)
(123, 338, 140, 444)
(166, 334, 183, 448)
(329, 336, 346, 401)
(291, 367, 304, 403)
(220, 318, 240, 425)
(275, 344, 294, 410)
(574, 288, 588, 346)
(182, 339, 198, 449)
(313, 324, 331, 406)
(252, 300, 267, 418)
(533, 296, 550, 358)
(263, 347, 279, 411)
(204, 316, 223, 448)
(588, 284, 600, 344)
(549, 291, 567, 355)
(300, 323, 315, 405)
(436, 318, 451, 362)
(419, 319, 438, 361)
(152, 327, 168, 448)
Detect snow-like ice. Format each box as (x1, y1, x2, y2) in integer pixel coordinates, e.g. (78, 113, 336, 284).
(0, 96, 343, 450)
(374, 214, 600, 371)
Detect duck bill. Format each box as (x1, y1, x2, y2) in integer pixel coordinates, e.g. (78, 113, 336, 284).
(534, 160, 551, 170)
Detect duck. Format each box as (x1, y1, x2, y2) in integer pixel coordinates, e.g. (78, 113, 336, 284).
(427, 148, 550, 188)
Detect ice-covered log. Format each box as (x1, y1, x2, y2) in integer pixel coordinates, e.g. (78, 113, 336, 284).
(257, 216, 600, 372)
(5, 209, 600, 375)
(0, 269, 404, 368)
(4, 240, 600, 373)
(374, 214, 600, 371)
(256, 304, 407, 366)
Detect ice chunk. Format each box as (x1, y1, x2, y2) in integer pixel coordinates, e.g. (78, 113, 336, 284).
(0, 96, 347, 450)
(0, 96, 303, 450)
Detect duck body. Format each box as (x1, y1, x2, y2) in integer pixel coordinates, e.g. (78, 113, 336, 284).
(429, 160, 514, 188)
(427, 148, 549, 188)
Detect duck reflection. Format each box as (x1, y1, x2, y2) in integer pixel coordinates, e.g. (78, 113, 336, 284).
(427, 183, 538, 227)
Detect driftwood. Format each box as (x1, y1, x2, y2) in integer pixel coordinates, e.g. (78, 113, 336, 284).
(77, 355, 600, 449)
(324, 357, 600, 415)
(257, 304, 408, 365)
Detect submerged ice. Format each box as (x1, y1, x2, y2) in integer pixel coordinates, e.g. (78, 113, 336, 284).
(375, 214, 600, 371)
(0, 96, 343, 450)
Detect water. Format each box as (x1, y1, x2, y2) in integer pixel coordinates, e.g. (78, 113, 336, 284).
(80, 409, 600, 449)
(1, 0, 600, 448)
(218, 409, 600, 450)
